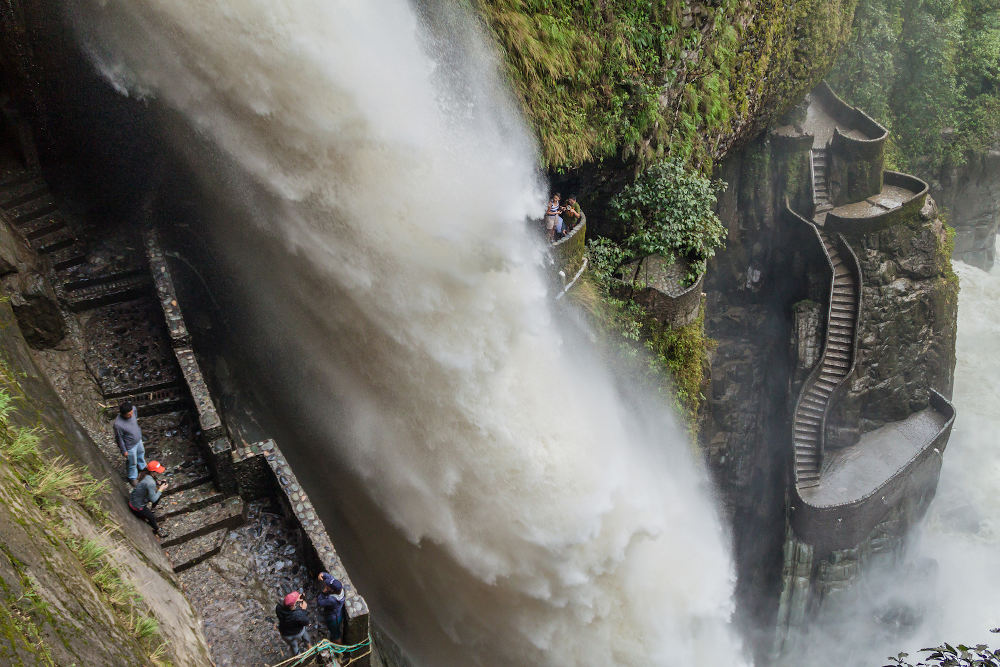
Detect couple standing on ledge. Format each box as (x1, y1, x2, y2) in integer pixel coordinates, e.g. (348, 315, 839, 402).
(543, 192, 583, 242)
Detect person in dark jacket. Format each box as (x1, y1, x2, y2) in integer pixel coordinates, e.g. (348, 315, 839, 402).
(114, 401, 146, 486)
(128, 460, 168, 539)
(316, 572, 346, 642)
(275, 591, 311, 655)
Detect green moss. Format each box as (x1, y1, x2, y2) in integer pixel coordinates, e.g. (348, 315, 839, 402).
(643, 302, 712, 425)
(478, 0, 858, 171)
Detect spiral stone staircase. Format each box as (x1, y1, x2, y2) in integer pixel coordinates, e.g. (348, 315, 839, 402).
(782, 82, 955, 551)
(790, 229, 858, 487)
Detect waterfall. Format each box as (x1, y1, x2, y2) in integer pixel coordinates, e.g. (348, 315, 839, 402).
(904, 252, 1000, 643)
(66, 1, 747, 664)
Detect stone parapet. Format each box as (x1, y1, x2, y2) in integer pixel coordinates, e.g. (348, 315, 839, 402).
(550, 213, 586, 288)
(144, 229, 370, 664)
(790, 390, 954, 556)
(809, 83, 888, 205)
(616, 254, 703, 328)
(824, 171, 929, 234)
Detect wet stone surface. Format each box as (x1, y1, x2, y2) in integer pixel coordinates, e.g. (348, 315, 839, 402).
(81, 298, 179, 395)
(139, 411, 213, 492)
(178, 500, 344, 667)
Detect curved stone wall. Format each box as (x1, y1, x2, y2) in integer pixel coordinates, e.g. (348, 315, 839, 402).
(790, 390, 955, 555)
(811, 83, 889, 205)
(616, 253, 704, 328)
(551, 212, 586, 285)
(824, 171, 929, 234)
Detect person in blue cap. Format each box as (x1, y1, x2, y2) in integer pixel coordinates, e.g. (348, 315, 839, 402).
(316, 572, 346, 643)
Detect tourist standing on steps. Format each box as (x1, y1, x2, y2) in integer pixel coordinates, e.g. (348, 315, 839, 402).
(114, 401, 145, 487)
(317, 572, 346, 643)
(275, 591, 312, 655)
(128, 460, 168, 539)
(544, 193, 561, 243)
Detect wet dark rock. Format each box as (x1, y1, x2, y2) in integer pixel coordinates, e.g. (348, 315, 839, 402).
(4, 269, 65, 347)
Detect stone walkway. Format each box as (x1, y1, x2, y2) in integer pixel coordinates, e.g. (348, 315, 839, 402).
(800, 407, 949, 506)
(0, 159, 342, 666)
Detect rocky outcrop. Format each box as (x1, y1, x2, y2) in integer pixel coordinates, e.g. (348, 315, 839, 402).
(827, 199, 957, 437)
(703, 83, 958, 660)
(936, 148, 1000, 270)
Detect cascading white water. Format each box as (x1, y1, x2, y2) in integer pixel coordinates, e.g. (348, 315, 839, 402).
(902, 252, 1000, 643)
(67, 1, 747, 664)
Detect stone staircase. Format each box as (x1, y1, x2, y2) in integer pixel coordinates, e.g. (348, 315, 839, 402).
(791, 231, 860, 487)
(0, 168, 246, 574)
(0, 172, 86, 271)
(812, 149, 831, 212)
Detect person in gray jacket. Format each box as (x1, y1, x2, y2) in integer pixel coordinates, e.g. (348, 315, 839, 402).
(114, 401, 145, 486)
(128, 460, 168, 539)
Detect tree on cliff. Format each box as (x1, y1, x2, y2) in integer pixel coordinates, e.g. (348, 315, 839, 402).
(609, 158, 726, 282)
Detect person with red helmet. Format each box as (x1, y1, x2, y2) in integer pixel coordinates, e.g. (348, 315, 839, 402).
(275, 590, 312, 655)
(128, 460, 169, 539)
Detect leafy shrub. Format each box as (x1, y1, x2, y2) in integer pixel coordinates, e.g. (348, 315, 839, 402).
(610, 159, 726, 282)
(885, 637, 1000, 666)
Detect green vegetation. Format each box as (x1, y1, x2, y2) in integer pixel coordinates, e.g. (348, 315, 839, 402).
(610, 158, 726, 281)
(0, 377, 170, 666)
(885, 634, 1000, 666)
(0, 547, 56, 667)
(582, 243, 712, 426)
(829, 0, 1000, 176)
(477, 0, 858, 170)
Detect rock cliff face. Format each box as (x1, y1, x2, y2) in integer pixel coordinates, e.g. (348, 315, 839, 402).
(0, 253, 211, 665)
(936, 149, 1000, 270)
(701, 130, 819, 654)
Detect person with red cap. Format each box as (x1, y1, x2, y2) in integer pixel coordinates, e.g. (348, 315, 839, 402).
(128, 460, 169, 539)
(275, 590, 311, 655)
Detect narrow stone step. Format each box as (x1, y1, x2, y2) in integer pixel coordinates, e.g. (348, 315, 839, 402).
(795, 433, 818, 442)
(164, 527, 227, 573)
(795, 423, 819, 432)
(20, 212, 66, 240)
(0, 170, 39, 187)
(155, 481, 225, 519)
(8, 195, 57, 223)
(48, 245, 87, 271)
(142, 448, 211, 495)
(0, 178, 47, 208)
(133, 386, 191, 416)
(62, 271, 153, 311)
(802, 397, 826, 408)
(159, 496, 245, 548)
(33, 226, 76, 254)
